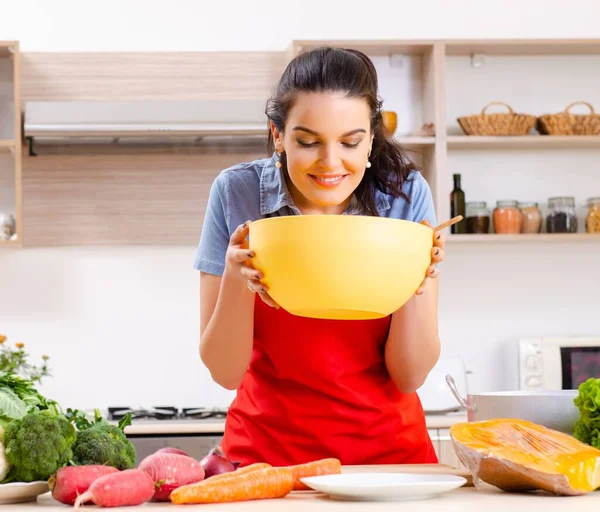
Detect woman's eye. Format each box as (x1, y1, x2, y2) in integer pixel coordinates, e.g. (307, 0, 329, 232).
(297, 140, 318, 147)
(342, 142, 360, 149)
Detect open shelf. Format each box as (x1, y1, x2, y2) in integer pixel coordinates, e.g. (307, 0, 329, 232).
(447, 135, 600, 150)
(0, 139, 14, 150)
(447, 233, 600, 243)
(395, 136, 436, 147)
(291, 40, 435, 57)
(445, 40, 600, 56)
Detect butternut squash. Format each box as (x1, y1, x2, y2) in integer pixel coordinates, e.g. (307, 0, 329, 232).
(450, 419, 600, 496)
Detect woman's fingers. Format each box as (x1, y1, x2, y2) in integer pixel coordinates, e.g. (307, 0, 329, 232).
(434, 230, 446, 249)
(258, 291, 280, 309)
(431, 246, 445, 263)
(246, 278, 280, 309)
(240, 265, 263, 281)
(230, 247, 255, 263)
(230, 220, 251, 247)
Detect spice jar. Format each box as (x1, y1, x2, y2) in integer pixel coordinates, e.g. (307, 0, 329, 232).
(586, 197, 600, 234)
(493, 200, 522, 234)
(466, 202, 490, 234)
(547, 196, 578, 233)
(519, 202, 542, 234)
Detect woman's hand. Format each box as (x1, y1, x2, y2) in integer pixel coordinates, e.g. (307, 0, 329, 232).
(415, 220, 445, 296)
(225, 221, 280, 309)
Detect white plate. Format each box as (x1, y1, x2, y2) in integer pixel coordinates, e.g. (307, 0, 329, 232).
(0, 481, 49, 504)
(300, 472, 467, 502)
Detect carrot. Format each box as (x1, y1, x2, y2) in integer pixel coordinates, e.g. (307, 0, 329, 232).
(287, 458, 342, 490)
(204, 462, 271, 482)
(170, 467, 294, 504)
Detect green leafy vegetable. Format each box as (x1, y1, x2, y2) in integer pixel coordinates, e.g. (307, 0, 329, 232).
(3, 409, 76, 482)
(0, 372, 58, 428)
(71, 422, 136, 470)
(0, 388, 28, 424)
(573, 378, 600, 448)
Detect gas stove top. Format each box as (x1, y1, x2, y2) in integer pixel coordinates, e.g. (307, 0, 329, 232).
(107, 406, 228, 422)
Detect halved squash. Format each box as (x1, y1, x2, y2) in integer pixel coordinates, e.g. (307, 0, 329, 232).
(451, 418, 600, 496)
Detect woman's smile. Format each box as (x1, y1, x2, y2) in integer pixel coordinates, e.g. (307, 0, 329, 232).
(308, 173, 348, 188)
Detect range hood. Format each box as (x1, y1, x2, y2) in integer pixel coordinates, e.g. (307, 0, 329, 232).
(23, 100, 269, 148)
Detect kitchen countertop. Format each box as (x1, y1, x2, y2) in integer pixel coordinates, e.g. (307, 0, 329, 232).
(122, 413, 468, 436)
(12, 483, 600, 511)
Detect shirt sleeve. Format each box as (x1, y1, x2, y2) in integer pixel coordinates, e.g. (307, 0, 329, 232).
(193, 173, 230, 276)
(409, 172, 438, 226)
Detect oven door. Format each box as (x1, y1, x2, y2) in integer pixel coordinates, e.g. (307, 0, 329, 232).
(541, 337, 600, 390)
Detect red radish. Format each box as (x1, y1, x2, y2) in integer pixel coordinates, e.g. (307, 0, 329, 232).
(139, 453, 205, 501)
(49, 465, 119, 505)
(155, 447, 190, 457)
(74, 469, 155, 509)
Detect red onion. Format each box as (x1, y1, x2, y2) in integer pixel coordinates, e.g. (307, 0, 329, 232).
(199, 447, 236, 478)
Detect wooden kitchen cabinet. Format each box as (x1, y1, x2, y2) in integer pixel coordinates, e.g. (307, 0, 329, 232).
(437, 428, 467, 470)
(0, 41, 21, 246)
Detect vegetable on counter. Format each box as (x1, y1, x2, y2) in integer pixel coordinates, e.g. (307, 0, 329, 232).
(155, 447, 190, 457)
(74, 469, 155, 509)
(286, 458, 342, 490)
(170, 466, 295, 504)
(199, 446, 237, 478)
(451, 418, 600, 496)
(49, 465, 119, 505)
(204, 462, 272, 483)
(0, 372, 58, 429)
(68, 408, 136, 470)
(0, 426, 9, 482)
(3, 409, 76, 483)
(138, 452, 205, 501)
(573, 377, 600, 448)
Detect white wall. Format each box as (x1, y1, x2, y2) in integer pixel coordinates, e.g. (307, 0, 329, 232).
(1, 0, 600, 410)
(0, 0, 599, 52)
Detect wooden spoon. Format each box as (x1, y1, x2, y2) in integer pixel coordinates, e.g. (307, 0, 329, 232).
(434, 215, 463, 232)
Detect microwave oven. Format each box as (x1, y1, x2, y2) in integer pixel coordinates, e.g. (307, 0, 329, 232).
(518, 336, 600, 390)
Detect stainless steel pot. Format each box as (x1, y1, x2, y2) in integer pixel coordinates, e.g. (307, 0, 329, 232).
(445, 375, 580, 434)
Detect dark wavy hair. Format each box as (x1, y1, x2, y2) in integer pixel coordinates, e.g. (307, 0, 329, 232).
(265, 46, 416, 216)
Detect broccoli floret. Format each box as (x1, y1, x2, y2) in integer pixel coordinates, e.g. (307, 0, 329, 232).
(72, 423, 136, 469)
(3, 409, 76, 482)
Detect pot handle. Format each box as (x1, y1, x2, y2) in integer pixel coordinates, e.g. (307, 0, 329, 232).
(445, 374, 476, 412)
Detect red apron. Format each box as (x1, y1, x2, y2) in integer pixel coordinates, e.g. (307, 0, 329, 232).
(220, 297, 438, 466)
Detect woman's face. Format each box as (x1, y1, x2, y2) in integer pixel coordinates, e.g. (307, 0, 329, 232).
(273, 92, 373, 215)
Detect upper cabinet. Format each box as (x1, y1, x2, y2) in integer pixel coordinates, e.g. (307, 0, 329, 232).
(3, 39, 599, 247)
(0, 41, 21, 246)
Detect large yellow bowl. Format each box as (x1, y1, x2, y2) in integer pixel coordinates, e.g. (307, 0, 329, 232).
(248, 215, 434, 320)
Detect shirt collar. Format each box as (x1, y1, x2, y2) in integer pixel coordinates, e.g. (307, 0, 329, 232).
(259, 152, 391, 216)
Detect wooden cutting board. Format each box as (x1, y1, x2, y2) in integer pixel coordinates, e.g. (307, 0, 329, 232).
(342, 464, 474, 486)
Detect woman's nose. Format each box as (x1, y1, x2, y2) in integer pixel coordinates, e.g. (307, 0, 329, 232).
(319, 144, 341, 171)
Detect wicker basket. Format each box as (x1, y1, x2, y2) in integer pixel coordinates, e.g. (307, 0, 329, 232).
(457, 102, 537, 136)
(537, 102, 600, 135)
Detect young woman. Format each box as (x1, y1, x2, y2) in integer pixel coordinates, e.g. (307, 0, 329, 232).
(194, 47, 445, 467)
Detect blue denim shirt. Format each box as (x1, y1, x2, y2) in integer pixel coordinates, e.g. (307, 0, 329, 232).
(194, 153, 437, 276)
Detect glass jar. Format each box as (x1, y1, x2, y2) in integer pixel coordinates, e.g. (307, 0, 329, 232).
(547, 196, 578, 233)
(586, 197, 600, 234)
(519, 202, 542, 234)
(466, 202, 490, 234)
(493, 200, 522, 234)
